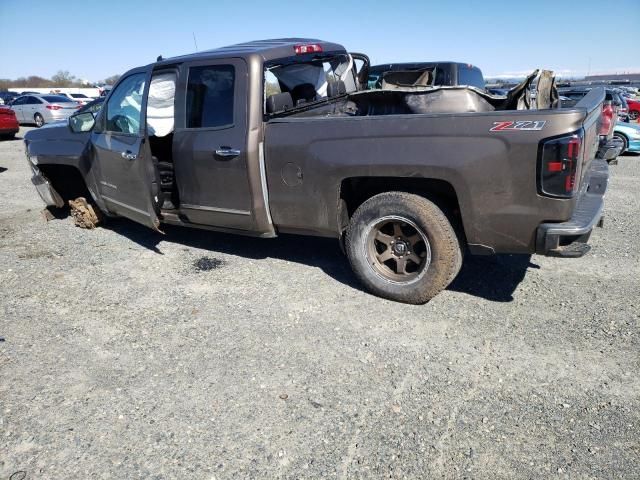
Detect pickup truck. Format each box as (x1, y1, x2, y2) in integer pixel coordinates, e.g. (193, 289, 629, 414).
(24, 38, 609, 304)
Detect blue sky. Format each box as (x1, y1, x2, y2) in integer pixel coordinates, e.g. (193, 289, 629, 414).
(1, 0, 638, 81)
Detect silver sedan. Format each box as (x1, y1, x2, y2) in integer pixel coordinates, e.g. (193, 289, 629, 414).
(10, 94, 80, 127)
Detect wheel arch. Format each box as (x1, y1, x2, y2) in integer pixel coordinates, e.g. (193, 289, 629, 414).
(613, 131, 629, 151)
(37, 163, 92, 203)
(338, 176, 467, 246)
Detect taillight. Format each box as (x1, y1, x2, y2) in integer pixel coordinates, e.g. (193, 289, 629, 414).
(294, 44, 323, 55)
(599, 102, 614, 136)
(46, 105, 62, 110)
(538, 130, 583, 198)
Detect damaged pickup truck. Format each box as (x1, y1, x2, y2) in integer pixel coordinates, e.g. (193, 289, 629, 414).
(24, 38, 609, 304)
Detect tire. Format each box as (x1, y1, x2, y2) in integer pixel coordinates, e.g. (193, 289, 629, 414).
(629, 110, 639, 121)
(345, 192, 463, 304)
(34, 113, 44, 128)
(614, 132, 628, 153)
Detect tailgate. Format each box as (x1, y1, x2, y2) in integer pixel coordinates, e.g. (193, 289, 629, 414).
(575, 87, 605, 188)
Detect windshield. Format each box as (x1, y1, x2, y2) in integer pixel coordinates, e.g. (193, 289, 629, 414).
(265, 53, 356, 108)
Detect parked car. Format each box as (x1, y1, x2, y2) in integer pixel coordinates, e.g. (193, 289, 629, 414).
(0, 106, 19, 139)
(24, 39, 609, 303)
(618, 86, 639, 98)
(0, 91, 19, 105)
(613, 121, 640, 154)
(610, 89, 631, 122)
(625, 97, 640, 121)
(10, 94, 80, 127)
(98, 85, 113, 97)
(368, 62, 486, 90)
(54, 92, 93, 105)
(38, 97, 104, 130)
(559, 88, 630, 122)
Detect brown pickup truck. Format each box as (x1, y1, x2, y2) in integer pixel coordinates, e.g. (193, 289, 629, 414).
(24, 38, 609, 303)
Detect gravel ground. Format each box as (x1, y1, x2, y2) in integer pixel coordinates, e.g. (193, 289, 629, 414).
(1, 126, 639, 479)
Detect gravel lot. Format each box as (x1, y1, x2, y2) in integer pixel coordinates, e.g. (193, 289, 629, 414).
(1, 126, 639, 479)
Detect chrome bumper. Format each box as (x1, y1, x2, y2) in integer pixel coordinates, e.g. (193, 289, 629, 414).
(31, 166, 64, 208)
(535, 159, 608, 258)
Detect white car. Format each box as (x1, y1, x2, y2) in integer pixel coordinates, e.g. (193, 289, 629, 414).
(54, 92, 93, 105)
(10, 94, 80, 127)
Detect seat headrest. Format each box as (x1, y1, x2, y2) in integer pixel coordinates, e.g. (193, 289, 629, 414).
(266, 92, 293, 114)
(291, 83, 317, 103)
(327, 80, 346, 97)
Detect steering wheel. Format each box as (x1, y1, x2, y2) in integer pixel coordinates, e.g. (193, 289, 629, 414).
(110, 114, 131, 133)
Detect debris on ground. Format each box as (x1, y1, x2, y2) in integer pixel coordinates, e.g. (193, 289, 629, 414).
(68, 197, 101, 229)
(193, 256, 225, 272)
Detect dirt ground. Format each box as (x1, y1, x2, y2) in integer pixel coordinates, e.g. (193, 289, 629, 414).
(1, 127, 638, 479)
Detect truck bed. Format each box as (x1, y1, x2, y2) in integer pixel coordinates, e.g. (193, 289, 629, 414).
(264, 88, 605, 255)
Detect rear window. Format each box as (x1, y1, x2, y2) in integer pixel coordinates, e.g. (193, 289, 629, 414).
(265, 53, 357, 104)
(457, 65, 485, 89)
(42, 95, 74, 103)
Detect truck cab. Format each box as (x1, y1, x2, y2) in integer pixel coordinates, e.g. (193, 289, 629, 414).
(53, 39, 356, 238)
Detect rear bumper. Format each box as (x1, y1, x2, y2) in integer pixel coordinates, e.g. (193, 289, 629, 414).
(597, 136, 624, 163)
(536, 159, 608, 258)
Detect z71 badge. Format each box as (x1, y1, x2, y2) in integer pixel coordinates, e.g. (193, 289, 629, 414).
(490, 120, 546, 132)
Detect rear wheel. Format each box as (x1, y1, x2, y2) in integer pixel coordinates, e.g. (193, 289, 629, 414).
(346, 192, 463, 304)
(34, 113, 44, 128)
(614, 132, 628, 153)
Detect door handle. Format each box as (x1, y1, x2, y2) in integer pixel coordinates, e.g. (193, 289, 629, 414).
(214, 147, 241, 158)
(121, 151, 137, 160)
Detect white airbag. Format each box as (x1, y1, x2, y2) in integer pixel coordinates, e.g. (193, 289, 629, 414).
(147, 72, 176, 137)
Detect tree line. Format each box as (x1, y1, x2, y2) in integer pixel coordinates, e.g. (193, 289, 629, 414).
(0, 71, 120, 90)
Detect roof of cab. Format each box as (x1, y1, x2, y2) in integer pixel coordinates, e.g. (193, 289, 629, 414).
(156, 38, 347, 67)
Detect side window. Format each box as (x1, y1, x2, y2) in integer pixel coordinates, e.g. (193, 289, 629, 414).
(106, 73, 146, 134)
(265, 71, 281, 97)
(186, 65, 234, 129)
(26, 96, 40, 105)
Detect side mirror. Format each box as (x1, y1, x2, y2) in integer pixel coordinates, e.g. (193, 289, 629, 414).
(69, 112, 95, 133)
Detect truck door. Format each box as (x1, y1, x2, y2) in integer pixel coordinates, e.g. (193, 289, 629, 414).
(90, 68, 162, 231)
(172, 58, 253, 230)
